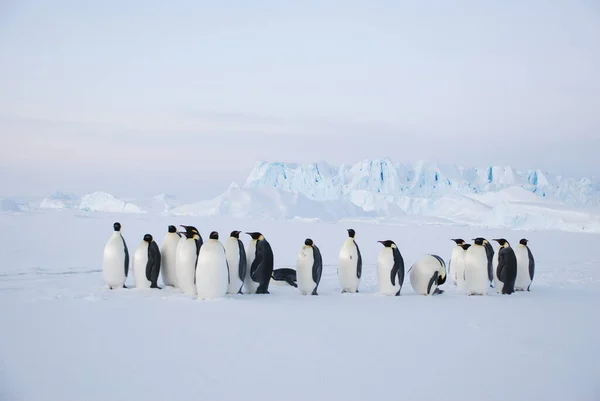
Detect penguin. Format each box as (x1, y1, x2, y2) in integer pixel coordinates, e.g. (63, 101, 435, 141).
(473, 237, 495, 288)
(160, 225, 181, 287)
(449, 239, 466, 287)
(514, 238, 535, 291)
(244, 232, 260, 294)
(195, 231, 229, 300)
(338, 228, 362, 293)
(493, 238, 517, 295)
(224, 230, 247, 294)
(133, 234, 161, 289)
(409, 254, 446, 295)
(464, 238, 489, 295)
(296, 238, 323, 296)
(376, 240, 405, 296)
(102, 222, 129, 289)
(245, 232, 274, 294)
(270, 268, 298, 287)
(175, 225, 201, 296)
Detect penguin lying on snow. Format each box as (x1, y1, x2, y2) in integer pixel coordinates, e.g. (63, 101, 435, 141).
(271, 268, 298, 287)
(296, 238, 323, 296)
(409, 254, 446, 295)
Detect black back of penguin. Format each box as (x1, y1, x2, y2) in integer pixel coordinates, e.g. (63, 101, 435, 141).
(144, 234, 162, 289)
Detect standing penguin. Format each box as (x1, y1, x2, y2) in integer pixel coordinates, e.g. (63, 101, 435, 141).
(224, 230, 247, 294)
(102, 222, 129, 289)
(133, 234, 161, 289)
(246, 232, 274, 294)
(376, 240, 405, 296)
(449, 239, 466, 287)
(514, 238, 535, 291)
(338, 228, 362, 293)
(464, 238, 489, 295)
(175, 225, 201, 296)
(296, 238, 323, 296)
(493, 238, 517, 295)
(473, 237, 495, 288)
(160, 225, 181, 288)
(409, 254, 446, 295)
(195, 231, 229, 300)
(244, 232, 260, 294)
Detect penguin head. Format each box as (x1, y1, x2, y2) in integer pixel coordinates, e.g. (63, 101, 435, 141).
(377, 240, 396, 248)
(168, 225, 177, 233)
(209, 231, 219, 240)
(460, 244, 472, 251)
(519, 238, 528, 246)
(493, 238, 510, 247)
(304, 238, 314, 247)
(143, 234, 153, 243)
(230, 230, 241, 238)
(246, 232, 264, 240)
(113, 222, 121, 232)
(472, 238, 485, 246)
(181, 225, 200, 239)
(451, 238, 465, 245)
(347, 229, 356, 238)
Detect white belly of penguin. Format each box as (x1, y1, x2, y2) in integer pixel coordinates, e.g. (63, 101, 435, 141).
(514, 246, 531, 291)
(454, 252, 467, 290)
(225, 238, 242, 294)
(161, 235, 179, 287)
(377, 249, 399, 296)
(176, 239, 197, 296)
(449, 247, 462, 286)
(195, 241, 228, 300)
(102, 235, 126, 289)
(297, 249, 315, 295)
(409, 255, 440, 295)
(338, 241, 359, 292)
(133, 243, 151, 289)
(464, 247, 488, 295)
(244, 241, 259, 294)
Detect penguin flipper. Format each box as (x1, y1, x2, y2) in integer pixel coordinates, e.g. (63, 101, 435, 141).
(528, 246, 535, 282)
(312, 246, 323, 285)
(238, 239, 247, 282)
(355, 241, 362, 279)
(390, 248, 405, 288)
(121, 236, 130, 277)
(427, 271, 439, 295)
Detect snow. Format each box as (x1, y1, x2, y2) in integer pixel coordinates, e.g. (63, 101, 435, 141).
(79, 191, 144, 214)
(0, 198, 22, 212)
(0, 210, 599, 401)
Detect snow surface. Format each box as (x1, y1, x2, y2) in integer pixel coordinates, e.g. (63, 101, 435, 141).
(1, 211, 599, 401)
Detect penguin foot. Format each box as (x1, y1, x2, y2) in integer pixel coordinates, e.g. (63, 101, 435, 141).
(122, 285, 128, 289)
(311, 289, 319, 296)
(150, 284, 162, 289)
(433, 288, 444, 295)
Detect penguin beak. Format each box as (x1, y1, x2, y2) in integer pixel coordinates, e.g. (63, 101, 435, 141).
(377, 240, 385, 244)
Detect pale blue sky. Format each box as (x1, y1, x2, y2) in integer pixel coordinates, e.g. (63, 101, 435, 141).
(1, 0, 599, 199)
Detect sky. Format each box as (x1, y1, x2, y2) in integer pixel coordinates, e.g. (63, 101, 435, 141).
(1, 0, 599, 199)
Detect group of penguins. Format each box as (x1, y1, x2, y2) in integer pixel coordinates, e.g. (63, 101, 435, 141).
(102, 222, 536, 299)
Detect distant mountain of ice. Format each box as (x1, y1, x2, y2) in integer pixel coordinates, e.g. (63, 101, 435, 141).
(79, 192, 143, 214)
(244, 159, 600, 207)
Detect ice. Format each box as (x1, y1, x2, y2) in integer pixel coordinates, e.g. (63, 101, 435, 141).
(39, 192, 80, 210)
(79, 191, 144, 214)
(0, 210, 598, 401)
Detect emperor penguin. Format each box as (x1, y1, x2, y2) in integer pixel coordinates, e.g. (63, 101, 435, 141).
(102, 222, 129, 289)
(514, 238, 535, 291)
(195, 231, 229, 300)
(464, 238, 489, 295)
(245, 232, 274, 294)
(224, 230, 247, 294)
(449, 239, 466, 287)
(160, 225, 181, 288)
(409, 254, 447, 295)
(133, 234, 162, 289)
(338, 228, 362, 293)
(376, 240, 405, 296)
(175, 225, 201, 296)
(492, 238, 517, 295)
(270, 268, 298, 287)
(474, 237, 495, 288)
(296, 238, 323, 296)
